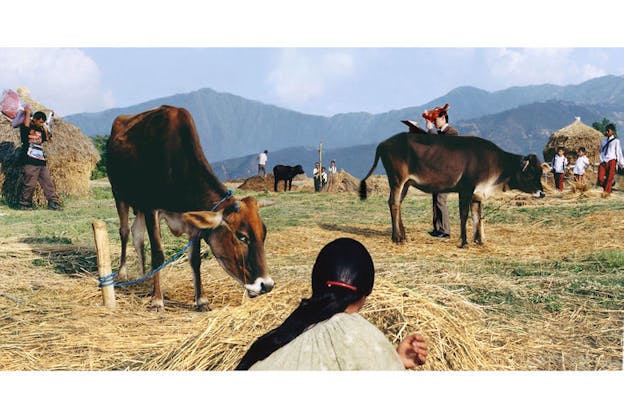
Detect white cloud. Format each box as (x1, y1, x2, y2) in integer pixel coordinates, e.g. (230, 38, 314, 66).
(267, 49, 354, 109)
(482, 48, 612, 89)
(0, 48, 114, 116)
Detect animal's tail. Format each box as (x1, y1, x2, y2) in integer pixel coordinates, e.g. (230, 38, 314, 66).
(359, 145, 381, 201)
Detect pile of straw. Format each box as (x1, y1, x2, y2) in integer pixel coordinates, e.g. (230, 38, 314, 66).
(0, 240, 509, 371)
(543, 118, 603, 164)
(0, 88, 99, 207)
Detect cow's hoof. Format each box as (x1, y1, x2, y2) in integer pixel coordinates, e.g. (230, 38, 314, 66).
(474, 240, 484, 246)
(195, 303, 212, 312)
(458, 242, 469, 249)
(148, 299, 164, 311)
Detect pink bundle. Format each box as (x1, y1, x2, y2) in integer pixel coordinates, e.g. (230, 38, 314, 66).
(1, 89, 20, 119)
(1, 89, 31, 127)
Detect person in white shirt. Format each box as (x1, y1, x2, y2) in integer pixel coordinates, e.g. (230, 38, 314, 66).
(328, 160, 337, 174)
(313, 162, 321, 192)
(257, 150, 268, 176)
(551, 147, 569, 191)
(597, 124, 624, 195)
(573, 147, 591, 184)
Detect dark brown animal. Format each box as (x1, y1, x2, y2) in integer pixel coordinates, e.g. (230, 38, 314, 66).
(359, 132, 550, 247)
(273, 164, 304, 192)
(107, 105, 274, 310)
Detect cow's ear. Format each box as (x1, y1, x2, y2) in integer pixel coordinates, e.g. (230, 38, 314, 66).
(540, 162, 551, 173)
(182, 211, 223, 230)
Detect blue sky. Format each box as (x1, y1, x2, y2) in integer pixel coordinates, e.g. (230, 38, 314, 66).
(2, 1, 624, 117)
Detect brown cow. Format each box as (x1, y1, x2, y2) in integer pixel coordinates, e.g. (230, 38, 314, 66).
(107, 105, 274, 310)
(359, 132, 550, 248)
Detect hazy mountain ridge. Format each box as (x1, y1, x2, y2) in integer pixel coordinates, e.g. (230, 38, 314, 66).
(64, 75, 624, 176)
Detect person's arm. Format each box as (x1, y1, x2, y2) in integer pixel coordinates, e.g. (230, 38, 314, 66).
(23, 105, 31, 128)
(396, 333, 428, 369)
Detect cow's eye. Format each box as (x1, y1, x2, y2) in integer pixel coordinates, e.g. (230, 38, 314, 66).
(236, 232, 249, 244)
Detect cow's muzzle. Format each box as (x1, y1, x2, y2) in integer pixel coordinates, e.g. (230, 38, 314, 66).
(245, 277, 275, 298)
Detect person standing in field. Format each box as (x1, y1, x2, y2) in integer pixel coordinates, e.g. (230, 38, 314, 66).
(597, 124, 624, 196)
(425, 106, 459, 239)
(18, 107, 62, 210)
(551, 147, 569, 192)
(573, 147, 591, 184)
(257, 150, 268, 176)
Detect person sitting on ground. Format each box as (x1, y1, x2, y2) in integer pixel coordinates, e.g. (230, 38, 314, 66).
(235, 237, 428, 370)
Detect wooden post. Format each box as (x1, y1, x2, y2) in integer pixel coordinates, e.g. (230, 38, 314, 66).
(92, 220, 116, 308)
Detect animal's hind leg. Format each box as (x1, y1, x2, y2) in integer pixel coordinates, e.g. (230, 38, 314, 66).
(471, 197, 484, 245)
(144, 209, 165, 310)
(398, 181, 411, 241)
(115, 199, 130, 280)
(131, 210, 147, 275)
(388, 184, 405, 243)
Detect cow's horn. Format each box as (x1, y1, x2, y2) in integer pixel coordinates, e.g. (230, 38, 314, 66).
(258, 199, 276, 208)
(521, 159, 530, 172)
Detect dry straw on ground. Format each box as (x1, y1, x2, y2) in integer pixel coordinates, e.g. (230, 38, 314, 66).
(1, 187, 622, 371)
(0, 88, 99, 207)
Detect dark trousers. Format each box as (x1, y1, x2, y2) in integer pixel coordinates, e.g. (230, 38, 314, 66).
(432, 193, 450, 234)
(598, 159, 617, 193)
(20, 164, 59, 206)
(258, 164, 266, 176)
(554, 172, 565, 191)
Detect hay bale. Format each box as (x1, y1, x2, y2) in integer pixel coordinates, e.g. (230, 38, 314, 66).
(238, 174, 275, 191)
(0, 89, 99, 207)
(322, 169, 360, 193)
(543, 117, 603, 165)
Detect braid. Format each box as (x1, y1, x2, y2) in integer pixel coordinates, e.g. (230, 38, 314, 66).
(235, 237, 375, 370)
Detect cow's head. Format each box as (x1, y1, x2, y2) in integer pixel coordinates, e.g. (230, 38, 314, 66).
(293, 164, 305, 175)
(182, 196, 274, 298)
(512, 154, 550, 198)
(422, 103, 450, 122)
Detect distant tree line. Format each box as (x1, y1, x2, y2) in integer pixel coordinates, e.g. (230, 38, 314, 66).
(593, 117, 617, 136)
(91, 135, 108, 179)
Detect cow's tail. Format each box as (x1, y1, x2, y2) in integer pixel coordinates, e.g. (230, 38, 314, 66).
(359, 145, 381, 201)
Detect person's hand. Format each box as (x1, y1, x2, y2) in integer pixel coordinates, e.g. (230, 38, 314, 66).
(397, 333, 428, 369)
(425, 120, 434, 130)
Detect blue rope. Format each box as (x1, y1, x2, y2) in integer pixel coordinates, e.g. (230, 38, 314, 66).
(96, 189, 234, 289)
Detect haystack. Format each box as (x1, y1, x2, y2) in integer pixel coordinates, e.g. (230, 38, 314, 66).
(543, 117, 603, 164)
(322, 169, 360, 193)
(0, 88, 99, 207)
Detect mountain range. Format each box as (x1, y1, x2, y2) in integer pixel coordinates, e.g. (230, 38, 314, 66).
(65, 75, 624, 180)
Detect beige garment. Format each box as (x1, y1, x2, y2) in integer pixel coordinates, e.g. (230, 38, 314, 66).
(249, 312, 404, 371)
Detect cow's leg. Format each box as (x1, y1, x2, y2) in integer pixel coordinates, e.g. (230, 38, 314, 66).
(144, 209, 165, 310)
(388, 184, 404, 243)
(284, 179, 288, 192)
(458, 191, 472, 248)
(471, 197, 484, 245)
(398, 181, 411, 241)
(131, 210, 146, 275)
(189, 235, 210, 311)
(274, 178, 278, 192)
(288, 178, 292, 191)
(115, 199, 130, 280)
